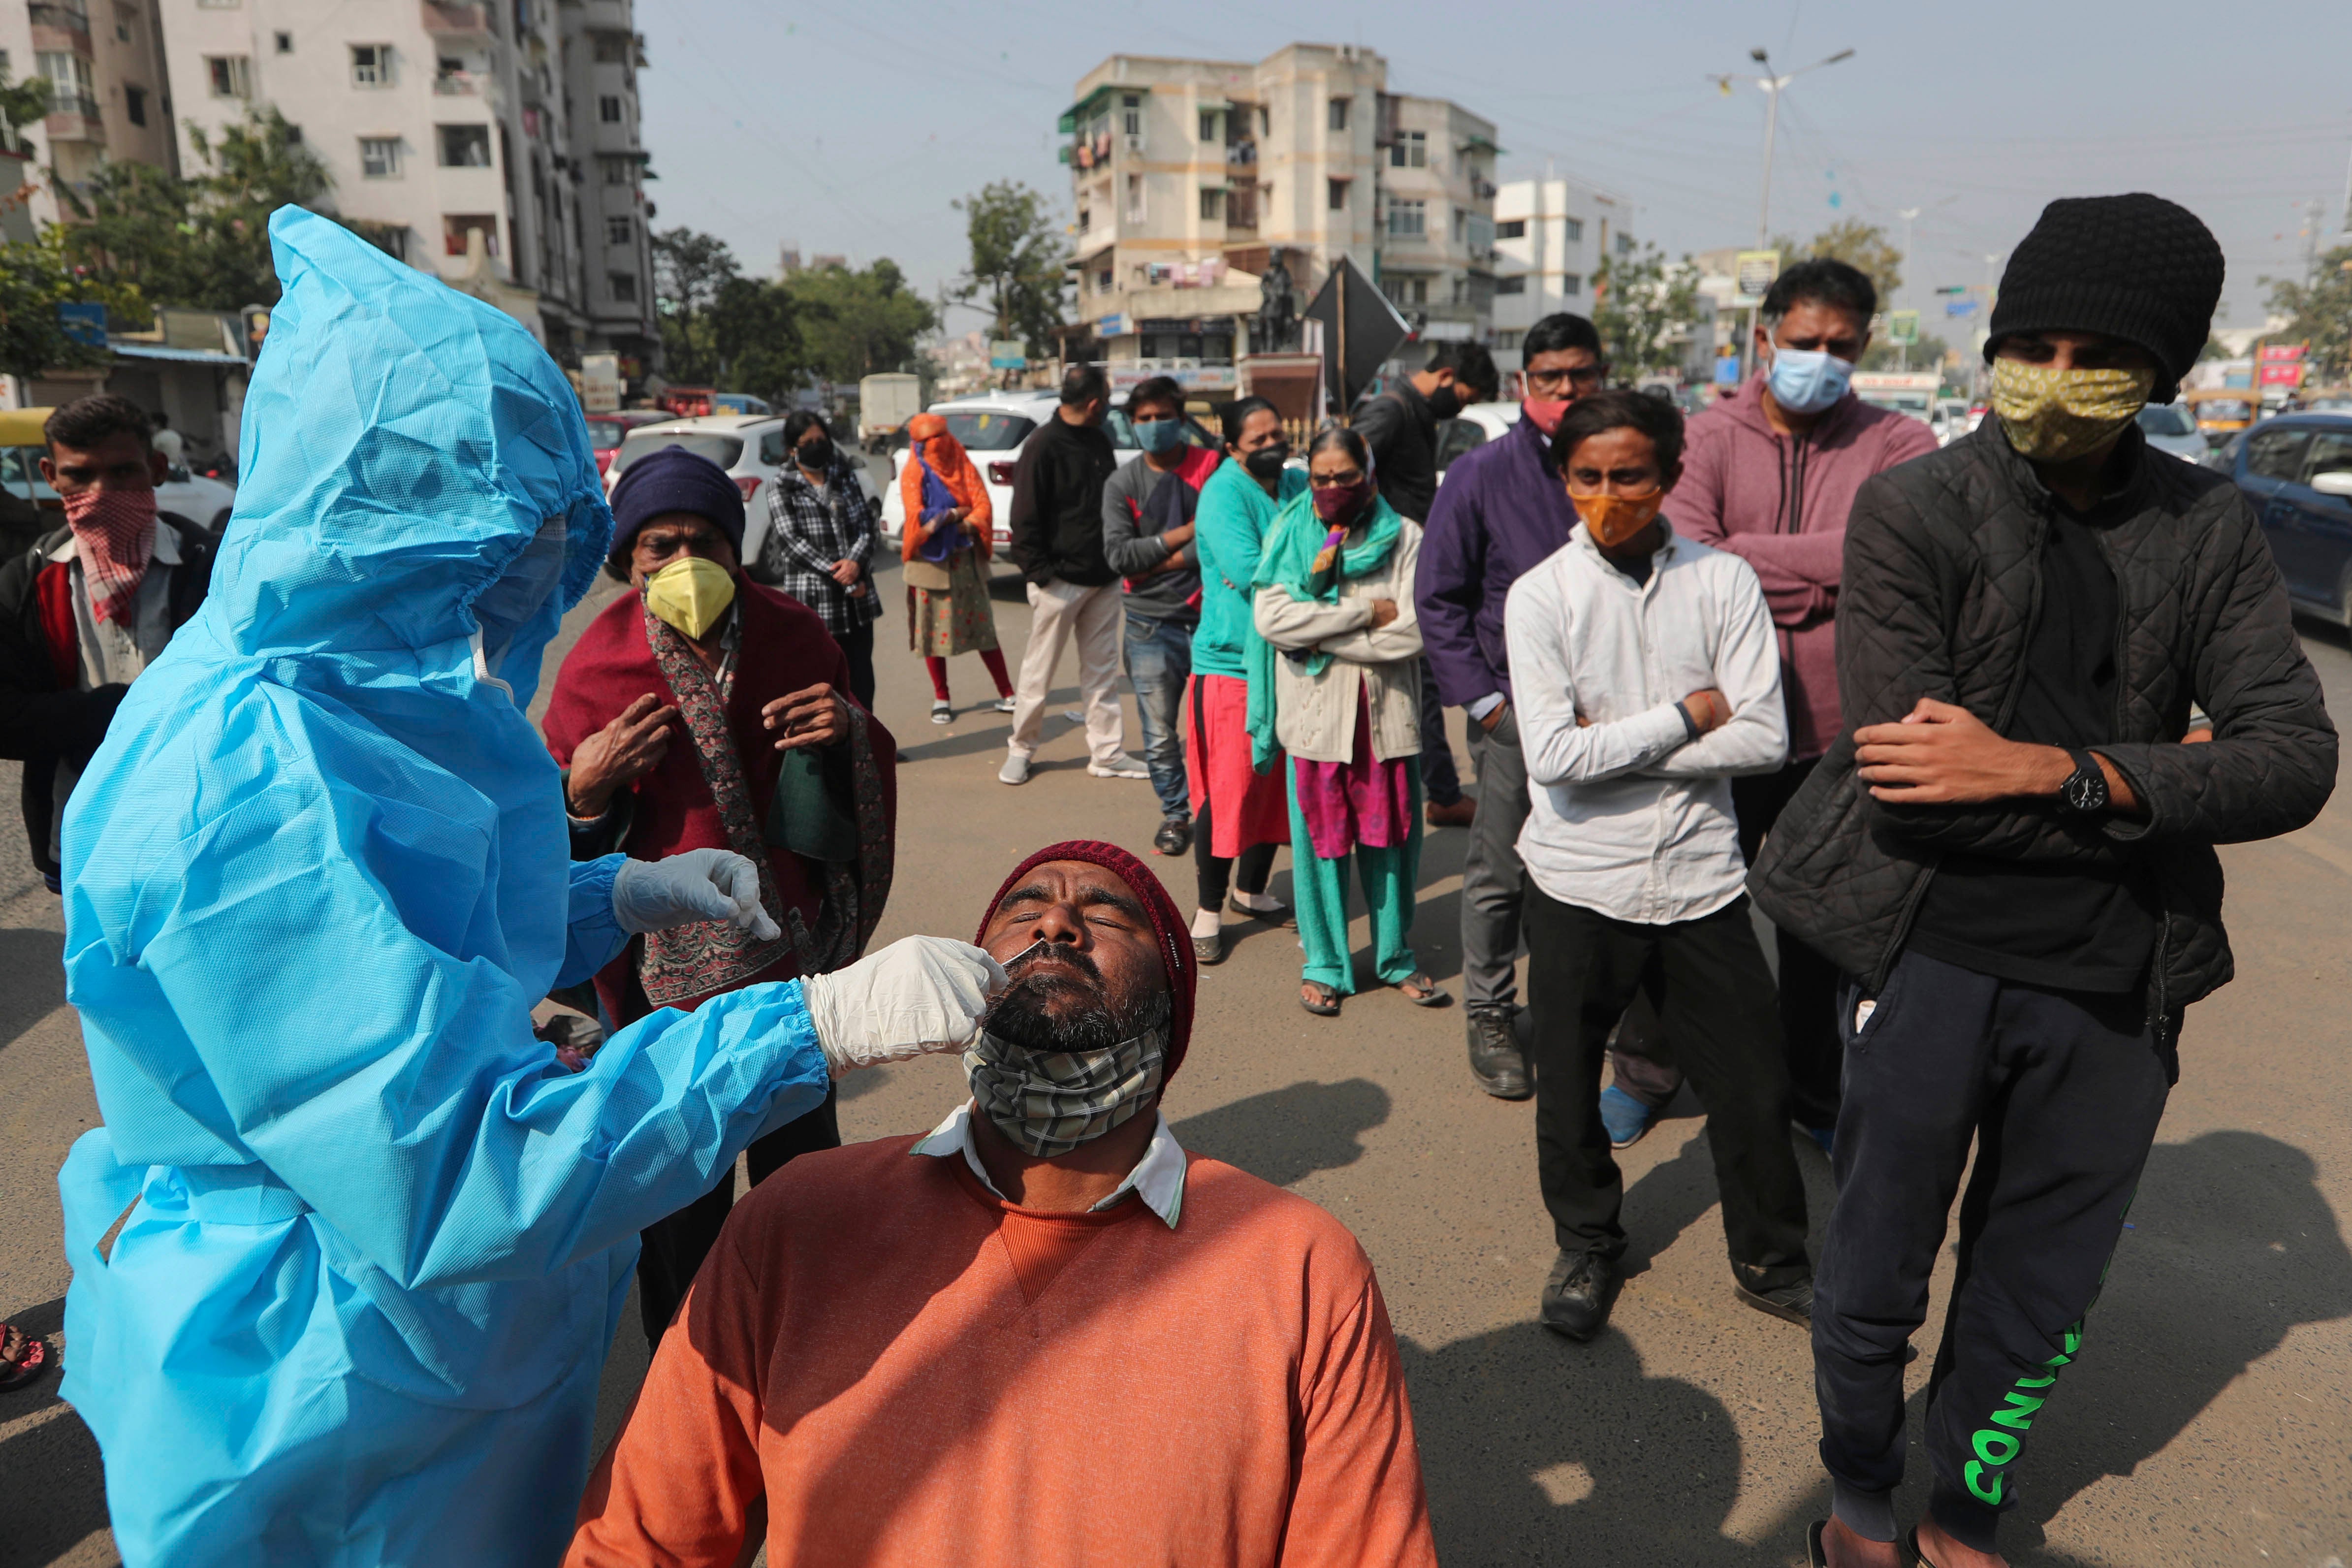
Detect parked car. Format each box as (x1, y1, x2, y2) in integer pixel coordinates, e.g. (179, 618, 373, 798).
(2228, 413, 2352, 621)
(1931, 399, 1977, 447)
(606, 414, 882, 567)
(0, 406, 236, 538)
(2134, 401, 2208, 463)
(876, 390, 1216, 551)
(2184, 389, 2259, 444)
(585, 409, 669, 480)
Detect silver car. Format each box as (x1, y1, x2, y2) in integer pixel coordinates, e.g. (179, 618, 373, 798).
(2135, 402, 2207, 463)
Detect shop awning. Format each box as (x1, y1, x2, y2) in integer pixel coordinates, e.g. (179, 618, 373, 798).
(109, 341, 247, 365)
(1057, 85, 1115, 134)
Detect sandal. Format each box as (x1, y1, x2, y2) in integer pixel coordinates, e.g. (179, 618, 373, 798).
(1906, 1527, 1940, 1568)
(0, 1322, 53, 1392)
(1806, 1520, 1828, 1568)
(1299, 981, 1341, 1017)
(1396, 972, 1452, 1008)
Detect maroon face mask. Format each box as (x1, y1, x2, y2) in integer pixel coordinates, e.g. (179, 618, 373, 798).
(1311, 477, 1375, 525)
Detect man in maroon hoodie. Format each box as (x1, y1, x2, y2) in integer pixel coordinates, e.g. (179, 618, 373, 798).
(1623, 258, 1938, 1150)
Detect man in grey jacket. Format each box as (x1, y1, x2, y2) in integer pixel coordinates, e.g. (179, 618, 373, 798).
(1752, 195, 2337, 1568)
(1101, 375, 1219, 854)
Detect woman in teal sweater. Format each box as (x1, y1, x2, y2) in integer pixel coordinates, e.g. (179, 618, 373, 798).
(1185, 397, 1302, 964)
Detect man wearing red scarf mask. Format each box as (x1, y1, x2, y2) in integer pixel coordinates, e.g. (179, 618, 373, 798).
(0, 395, 211, 899)
(570, 840, 1437, 1568)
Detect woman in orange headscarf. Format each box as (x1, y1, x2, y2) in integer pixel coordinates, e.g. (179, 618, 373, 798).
(899, 413, 1015, 724)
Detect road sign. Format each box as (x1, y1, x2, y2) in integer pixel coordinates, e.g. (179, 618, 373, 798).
(988, 340, 1027, 370)
(1887, 310, 1919, 345)
(57, 301, 105, 348)
(1732, 250, 1780, 308)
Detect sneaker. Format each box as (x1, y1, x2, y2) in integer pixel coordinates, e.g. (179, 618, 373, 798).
(1540, 1249, 1622, 1342)
(930, 700, 954, 725)
(1088, 753, 1151, 780)
(1466, 1007, 1530, 1099)
(992, 694, 1017, 713)
(1426, 795, 1477, 829)
(1598, 1085, 1657, 1150)
(1153, 817, 1192, 856)
(998, 752, 1032, 786)
(1733, 1273, 1814, 1327)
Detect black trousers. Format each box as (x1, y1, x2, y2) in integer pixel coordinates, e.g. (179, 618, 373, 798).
(834, 620, 877, 710)
(1192, 795, 1277, 910)
(1604, 758, 1843, 1127)
(1524, 884, 1811, 1287)
(636, 1086, 842, 1346)
(1733, 757, 1843, 1129)
(1415, 657, 1463, 805)
(1813, 948, 2172, 1553)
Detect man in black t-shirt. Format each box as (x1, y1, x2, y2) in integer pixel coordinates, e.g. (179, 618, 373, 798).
(1749, 196, 2337, 1568)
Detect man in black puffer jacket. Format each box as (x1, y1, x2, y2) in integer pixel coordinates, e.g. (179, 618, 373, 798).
(1752, 195, 2336, 1568)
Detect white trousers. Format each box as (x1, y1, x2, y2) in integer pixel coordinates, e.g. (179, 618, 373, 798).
(1008, 578, 1126, 765)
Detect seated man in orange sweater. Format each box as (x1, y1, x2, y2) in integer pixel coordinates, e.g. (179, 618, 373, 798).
(569, 838, 1436, 1568)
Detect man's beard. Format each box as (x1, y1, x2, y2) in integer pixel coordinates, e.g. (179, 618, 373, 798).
(982, 943, 1171, 1054)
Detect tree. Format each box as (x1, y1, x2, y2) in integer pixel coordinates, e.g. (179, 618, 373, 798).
(708, 275, 805, 405)
(785, 258, 936, 384)
(56, 107, 335, 310)
(1592, 244, 1705, 378)
(651, 227, 739, 384)
(2263, 246, 2352, 384)
(952, 181, 1067, 358)
(0, 232, 134, 379)
(1771, 219, 1904, 312)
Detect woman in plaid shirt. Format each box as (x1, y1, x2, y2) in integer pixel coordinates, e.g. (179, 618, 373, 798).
(751, 410, 883, 705)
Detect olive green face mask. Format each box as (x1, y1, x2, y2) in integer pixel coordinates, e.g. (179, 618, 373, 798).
(1992, 359, 2156, 464)
(642, 554, 737, 640)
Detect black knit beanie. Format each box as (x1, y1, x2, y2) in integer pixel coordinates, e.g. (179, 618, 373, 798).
(1984, 193, 2224, 402)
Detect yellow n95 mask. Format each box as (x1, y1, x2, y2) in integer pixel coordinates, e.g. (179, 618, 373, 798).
(643, 555, 737, 639)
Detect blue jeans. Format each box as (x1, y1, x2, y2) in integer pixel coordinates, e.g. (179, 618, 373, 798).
(1122, 610, 1193, 821)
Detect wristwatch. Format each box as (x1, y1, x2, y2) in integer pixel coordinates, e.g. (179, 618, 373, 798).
(2058, 747, 2110, 815)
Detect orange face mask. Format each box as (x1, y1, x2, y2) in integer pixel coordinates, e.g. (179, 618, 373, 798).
(1571, 490, 1664, 548)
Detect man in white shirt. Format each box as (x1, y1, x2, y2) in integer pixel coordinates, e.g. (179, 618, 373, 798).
(1503, 390, 1813, 1343)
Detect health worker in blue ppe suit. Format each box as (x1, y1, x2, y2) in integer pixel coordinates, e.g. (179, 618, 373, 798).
(52, 208, 1005, 1567)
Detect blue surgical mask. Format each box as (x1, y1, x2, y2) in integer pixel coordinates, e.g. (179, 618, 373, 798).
(1133, 416, 1183, 455)
(1765, 346, 1854, 416)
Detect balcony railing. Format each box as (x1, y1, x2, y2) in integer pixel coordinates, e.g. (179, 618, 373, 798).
(44, 92, 104, 140)
(433, 70, 484, 95)
(422, 2, 493, 36)
(28, 3, 91, 37)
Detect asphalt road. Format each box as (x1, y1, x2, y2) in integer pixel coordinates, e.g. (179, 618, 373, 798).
(2, 550, 2349, 1566)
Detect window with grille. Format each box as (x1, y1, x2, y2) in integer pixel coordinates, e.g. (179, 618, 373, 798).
(123, 85, 145, 125)
(1199, 188, 1224, 221)
(605, 214, 633, 245)
(1327, 178, 1347, 211)
(437, 124, 491, 166)
(350, 45, 390, 88)
(1497, 219, 1525, 240)
(609, 272, 637, 302)
(600, 95, 622, 123)
(1387, 199, 1425, 238)
(1389, 130, 1425, 169)
(1121, 94, 1140, 136)
(1563, 218, 1583, 243)
(1496, 277, 1526, 296)
(1327, 97, 1348, 132)
(1562, 274, 1582, 295)
(359, 137, 400, 178)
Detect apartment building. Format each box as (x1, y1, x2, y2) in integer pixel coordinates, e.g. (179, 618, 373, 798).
(1059, 44, 1496, 391)
(159, 0, 656, 376)
(0, 0, 180, 227)
(1490, 175, 1634, 364)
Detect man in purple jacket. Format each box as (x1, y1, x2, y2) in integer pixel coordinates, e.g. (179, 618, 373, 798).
(1417, 313, 1608, 1099)
(1623, 258, 1938, 1148)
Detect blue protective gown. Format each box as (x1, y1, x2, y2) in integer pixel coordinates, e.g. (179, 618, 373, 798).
(55, 209, 832, 1567)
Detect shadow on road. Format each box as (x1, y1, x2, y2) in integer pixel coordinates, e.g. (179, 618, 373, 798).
(0, 1294, 111, 1565)
(1173, 1078, 1390, 1189)
(0, 925, 64, 1054)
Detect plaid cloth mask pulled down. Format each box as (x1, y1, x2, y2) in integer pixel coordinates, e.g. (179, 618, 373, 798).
(965, 1016, 1169, 1159)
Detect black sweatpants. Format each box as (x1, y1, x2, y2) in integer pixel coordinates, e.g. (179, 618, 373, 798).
(1814, 948, 2172, 1553)
(1524, 885, 1811, 1288)
(636, 1086, 842, 1347)
(1191, 795, 1278, 911)
(833, 620, 877, 711)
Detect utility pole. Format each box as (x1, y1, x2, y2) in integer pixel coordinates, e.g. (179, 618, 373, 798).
(1715, 45, 1854, 382)
(1896, 206, 1921, 372)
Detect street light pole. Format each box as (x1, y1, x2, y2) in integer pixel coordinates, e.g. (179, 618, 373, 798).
(1726, 45, 1854, 382)
(1897, 206, 1921, 372)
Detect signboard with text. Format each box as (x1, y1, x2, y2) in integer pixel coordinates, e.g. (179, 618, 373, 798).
(988, 340, 1027, 370)
(1887, 310, 1920, 345)
(1732, 250, 1780, 309)
(579, 352, 621, 413)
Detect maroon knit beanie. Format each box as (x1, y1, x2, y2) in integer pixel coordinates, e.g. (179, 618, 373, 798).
(977, 840, 1198, 1080)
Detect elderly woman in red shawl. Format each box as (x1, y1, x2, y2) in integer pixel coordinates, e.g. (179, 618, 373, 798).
(543, 444, 896, 1347)
(899, 411, 1015, 724)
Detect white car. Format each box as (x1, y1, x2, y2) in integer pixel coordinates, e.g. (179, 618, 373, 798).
(605, 413, 881, 566)
(877, 390, 1217, 554)
(1432, 401, 1523, 482)
(0, 454, 236, 537)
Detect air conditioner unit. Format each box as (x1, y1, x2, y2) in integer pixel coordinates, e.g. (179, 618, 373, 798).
(1124, 132, 1145, 153)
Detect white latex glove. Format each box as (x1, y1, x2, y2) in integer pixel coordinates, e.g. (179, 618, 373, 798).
(611, 849, 783, 940)
(800, 935, 1010, 1076)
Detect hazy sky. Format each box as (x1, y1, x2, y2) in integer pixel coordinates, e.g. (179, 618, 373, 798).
(638, 0, 2352, 337)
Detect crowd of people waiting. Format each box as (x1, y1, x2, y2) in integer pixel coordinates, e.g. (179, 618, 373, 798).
(0, 192, 2338, 1568)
